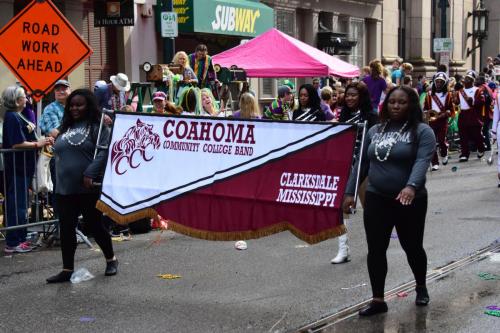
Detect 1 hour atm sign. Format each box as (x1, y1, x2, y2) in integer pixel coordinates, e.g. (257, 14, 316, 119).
(0, 0, 92, 101)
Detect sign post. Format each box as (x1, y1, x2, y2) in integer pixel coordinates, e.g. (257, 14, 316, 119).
(0, 0, 93, 102)
(161, 11, 178, 38)
(433, 38, 453, 75)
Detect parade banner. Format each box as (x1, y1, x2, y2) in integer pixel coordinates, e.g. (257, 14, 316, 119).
(97, 113, 357, 244)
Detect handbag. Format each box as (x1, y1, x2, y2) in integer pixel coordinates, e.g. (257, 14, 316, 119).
(32, 146, 53, 193)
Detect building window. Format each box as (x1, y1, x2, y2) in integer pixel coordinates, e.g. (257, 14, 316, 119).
(276, 10, 296, 37)
(349, 18, 365, 68)
(398, 0, 406, 60)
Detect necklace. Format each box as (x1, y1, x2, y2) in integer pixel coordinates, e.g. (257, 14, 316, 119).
(374, 121, 408, 162)
(63, 126, 90, 146)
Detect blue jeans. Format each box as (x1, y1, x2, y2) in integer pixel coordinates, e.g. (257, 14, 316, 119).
(5, 174, 30, 247)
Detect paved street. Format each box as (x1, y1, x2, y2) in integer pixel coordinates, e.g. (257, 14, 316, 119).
(1, 151, 499, 333)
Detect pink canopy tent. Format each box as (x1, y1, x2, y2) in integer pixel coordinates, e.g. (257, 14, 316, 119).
(212, 28, 359, 78)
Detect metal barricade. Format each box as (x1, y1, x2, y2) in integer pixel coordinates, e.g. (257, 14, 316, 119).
(0, 147, 57, 244)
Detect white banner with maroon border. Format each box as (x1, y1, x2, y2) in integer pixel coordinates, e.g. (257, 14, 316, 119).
(97, 113, 357, 244)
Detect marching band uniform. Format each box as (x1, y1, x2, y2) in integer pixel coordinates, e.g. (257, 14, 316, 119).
(455, 71, 485, 161)
(423, 72, 454, 169)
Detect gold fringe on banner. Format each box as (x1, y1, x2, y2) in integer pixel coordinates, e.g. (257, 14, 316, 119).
(96, 200, 157, 225)
(167, 220, 346, 245)
(96, 201, 346, 245)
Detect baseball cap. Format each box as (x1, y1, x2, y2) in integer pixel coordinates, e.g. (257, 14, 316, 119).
(54, 79, 70, 88)
(152, 91, 167, 101)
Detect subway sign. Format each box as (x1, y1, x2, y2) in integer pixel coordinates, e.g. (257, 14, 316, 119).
(173, 0, 273, 37)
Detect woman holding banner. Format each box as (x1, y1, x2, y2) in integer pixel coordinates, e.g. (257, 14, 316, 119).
(342, 86, 435, 315)
(46, 89, 117, 283)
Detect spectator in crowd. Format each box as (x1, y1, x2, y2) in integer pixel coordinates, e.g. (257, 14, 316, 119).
(263, 85, 294, 120)
(94, 73, 131, 113)
(293, 83, 325, 121)
(416, 75, 426, 95)
(319, 86, 336, 121)
(361, 66, 371, 81)
(178, 86, 202, 115)
(200, 88, 220, 116)
(343, 86, 435, 316)
(40, 80, 71, 138)
(362, 59, 388, 111)
(2, 86, 53, 254)
(312, 78, 321, 97)
(152, 91, 168, 114)
(189, 44, 217, 89)
(391, 59, 403, 85)
(402, 62, 414, 77)
(47, 89, 117, 283)
(173, 51, 198, 87)
(233, 93, 261, 119)
(491, 82, 500, 186)
(40, 79, 71, 215)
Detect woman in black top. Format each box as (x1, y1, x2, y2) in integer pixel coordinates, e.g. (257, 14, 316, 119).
(332, 82, 379, 264)
(47, 89, 117, 283)
(293, 84, 326, 121)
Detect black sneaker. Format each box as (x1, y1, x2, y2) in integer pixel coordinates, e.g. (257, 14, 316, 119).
(415, 286, 430, 306)
(359, 301, 388, 316)
(46, 270, 73, 283)
(105, 259, 118, 276)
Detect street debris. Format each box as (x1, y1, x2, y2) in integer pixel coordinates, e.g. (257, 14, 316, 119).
(486, 305, 500, 311)
(341, 283, 367, 290)
(70, 268, 95, 283)
(235, 240, 248, 250)
(390, 232, 398, 239)
(477, 272, 500, 280)
(451, 166, 458, 172)
(397, 291, 408, 297)
(294, 244, 309, 248)
(79, 317, 95, 323)
(157, 274, 182, 280)
(484, 310, 500, 317)
(489, 253, 500, 263)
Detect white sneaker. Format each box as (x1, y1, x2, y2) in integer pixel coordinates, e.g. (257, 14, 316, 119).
(459, 156, 468, 162)
(477, 152, 485, 158)
(442, 155, 449, 165)
(431, 164, 439, 171)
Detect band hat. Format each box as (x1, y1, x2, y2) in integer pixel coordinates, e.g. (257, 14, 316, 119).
(152, 91, 167, 101)
(433, 72, 449, 83)
(54, 79, 70, 88)
(110, 73, 130, 92)
(465, 70, 477, 80)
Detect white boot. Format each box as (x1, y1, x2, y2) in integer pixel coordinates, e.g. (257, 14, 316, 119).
(331, 233, 350, 264)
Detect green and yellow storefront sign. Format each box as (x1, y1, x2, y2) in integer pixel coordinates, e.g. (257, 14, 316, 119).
(173, 0, 273, 37)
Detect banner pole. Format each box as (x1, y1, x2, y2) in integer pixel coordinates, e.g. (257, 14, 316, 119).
(351, 120, 367, 214)
(36, 100, 42, 137)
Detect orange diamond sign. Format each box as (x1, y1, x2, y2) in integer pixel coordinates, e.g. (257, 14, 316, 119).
(0, 0, 92, 101)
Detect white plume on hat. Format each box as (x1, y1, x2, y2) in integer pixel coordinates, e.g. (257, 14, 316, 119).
(110, 73, 130, 92)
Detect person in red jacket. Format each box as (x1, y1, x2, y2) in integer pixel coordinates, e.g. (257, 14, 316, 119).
(423, 72, 454, 170)
(453, 70, 485, 162)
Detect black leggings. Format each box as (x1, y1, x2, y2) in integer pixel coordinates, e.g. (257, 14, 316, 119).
(363, 191, 428, 298)
(56, 193, 114, 270)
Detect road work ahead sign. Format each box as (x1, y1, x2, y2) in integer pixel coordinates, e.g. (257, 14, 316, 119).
(0, 0, 92, 101)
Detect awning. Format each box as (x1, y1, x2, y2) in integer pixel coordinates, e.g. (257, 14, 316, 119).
(173, 0, 274, 38)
